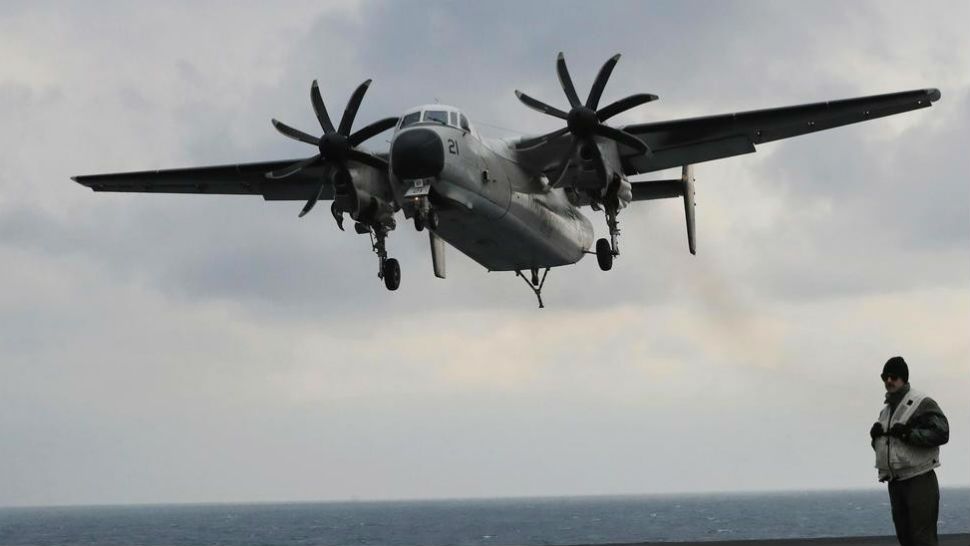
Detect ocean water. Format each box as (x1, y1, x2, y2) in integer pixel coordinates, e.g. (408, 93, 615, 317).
(1, 489, 968, 546)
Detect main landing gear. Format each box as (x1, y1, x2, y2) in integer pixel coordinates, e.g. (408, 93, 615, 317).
(363, 223, 401, 291)
(595, 205, 620, 271)
(382, 257, 400, 291)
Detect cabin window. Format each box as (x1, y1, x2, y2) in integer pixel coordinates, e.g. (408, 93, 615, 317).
(459, 114, 470, 131)
(424, 110, 449, 125)
(400, 111, 421, 128)
(448, 111, 457, 127)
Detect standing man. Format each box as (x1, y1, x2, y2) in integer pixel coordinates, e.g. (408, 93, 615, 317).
(870, 356, 950, 546)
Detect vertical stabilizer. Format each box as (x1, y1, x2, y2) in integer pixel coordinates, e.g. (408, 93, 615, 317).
(430, 232, 446, 278)
(682, 165, 696, 255)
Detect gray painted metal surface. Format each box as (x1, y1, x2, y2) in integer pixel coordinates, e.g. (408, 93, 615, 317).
(71, 55, 941, 303)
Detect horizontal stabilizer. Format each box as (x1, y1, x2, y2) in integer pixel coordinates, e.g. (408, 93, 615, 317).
(631, 179, 682, 201)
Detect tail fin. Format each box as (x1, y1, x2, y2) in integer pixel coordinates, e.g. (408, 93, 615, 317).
(430, 232, 446, 278)
(682, 165, 696, 255)
(627, 165, 696, 254)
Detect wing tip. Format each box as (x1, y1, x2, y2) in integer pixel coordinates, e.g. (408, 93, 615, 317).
(70, 175, 99, 191)
(926, 88, 941, 102)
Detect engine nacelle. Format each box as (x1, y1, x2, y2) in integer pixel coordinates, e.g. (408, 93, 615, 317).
(332, 168, 396, 228)
(604, 174, 633, 211)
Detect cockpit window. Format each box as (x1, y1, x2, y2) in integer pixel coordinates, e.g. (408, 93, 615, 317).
(423, 110, 449, 125)
(400, 111, 421, 128)
(459, 114, 470, 131)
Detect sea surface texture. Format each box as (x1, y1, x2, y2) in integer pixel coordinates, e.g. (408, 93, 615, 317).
(1, 489, 968, 546)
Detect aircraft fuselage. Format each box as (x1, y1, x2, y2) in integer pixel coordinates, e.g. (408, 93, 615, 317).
(388, 108, 593, 271)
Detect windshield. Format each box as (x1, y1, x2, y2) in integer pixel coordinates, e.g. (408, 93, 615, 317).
(423, 110, 449, 125)
(400, 111, 421, 129)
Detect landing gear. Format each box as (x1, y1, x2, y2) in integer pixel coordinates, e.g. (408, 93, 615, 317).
(369, 225, 401, 291)
(595, 238, 613, 271)
(596, 204, 620, 271)
(382, 258, 401, 291)
(412, 199, 439, 232)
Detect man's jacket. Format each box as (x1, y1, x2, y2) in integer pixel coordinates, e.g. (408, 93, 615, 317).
(872, 385, 949, 482)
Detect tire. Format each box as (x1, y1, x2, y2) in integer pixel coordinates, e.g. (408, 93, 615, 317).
(414, 215, 425, 232)
(383, 258, 401, 291)
(596, 238, 613, 271)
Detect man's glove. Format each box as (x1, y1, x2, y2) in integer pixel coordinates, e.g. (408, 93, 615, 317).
(870, 422, 885, 439)
(888, 423, 912, 439)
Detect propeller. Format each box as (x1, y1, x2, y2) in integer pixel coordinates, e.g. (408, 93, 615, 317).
(515, 52, 657, 187)
(268, 79, 398, 218)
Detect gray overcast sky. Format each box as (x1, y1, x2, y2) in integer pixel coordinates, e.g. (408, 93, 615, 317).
(1, 1, 968, 507)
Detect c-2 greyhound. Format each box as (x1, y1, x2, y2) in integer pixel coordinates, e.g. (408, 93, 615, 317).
(73, 53, 940, 306)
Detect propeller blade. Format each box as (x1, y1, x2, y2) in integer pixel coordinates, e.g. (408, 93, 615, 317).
(330, 202, 345, 231)
(556, 52, 582, 108)
(298, 181, 328, 218)
(549, 139, 580, 188)
(348, 116, 399, 147)
(588, 140, 608, 182)
(271, 119, 319, 146)
(346, 148, 389, 171)
(596, 93, 659, 121)
(310, 80, 336, 135)
(593, 124, 650, 156)
(514, 90, 569, 120)
(266, 154, 321, 179)
(516, 126, 570, 149)
(339, 79, 372, 136)
(586, 54, 621, 110)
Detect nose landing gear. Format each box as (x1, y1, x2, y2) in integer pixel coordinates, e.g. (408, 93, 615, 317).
(411, 196, 439, 232)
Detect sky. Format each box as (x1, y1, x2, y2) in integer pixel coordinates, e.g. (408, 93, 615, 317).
(0, 1, 967, 507)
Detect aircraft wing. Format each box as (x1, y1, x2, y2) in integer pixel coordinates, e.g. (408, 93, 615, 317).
(72, 159, 359, 201)
(620, 88, 941, 175)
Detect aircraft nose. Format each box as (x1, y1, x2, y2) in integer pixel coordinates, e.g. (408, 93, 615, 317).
(391, 128, 444, 179)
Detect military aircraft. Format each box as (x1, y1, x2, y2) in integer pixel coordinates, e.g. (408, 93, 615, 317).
(73, 53, 940, 307)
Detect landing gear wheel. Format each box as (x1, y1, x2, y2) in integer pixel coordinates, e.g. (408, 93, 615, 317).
(414, 215, 425, 232)
(596, 238, 613, 271)
(382, 258, 401, 291)
(427, 210, 439, 230)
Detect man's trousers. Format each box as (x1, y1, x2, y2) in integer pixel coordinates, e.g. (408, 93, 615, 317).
(888, 469, 939, 546)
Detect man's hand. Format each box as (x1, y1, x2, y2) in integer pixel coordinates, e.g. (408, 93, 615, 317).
(870, 422, 885, 439)
(888, 423, 912, 439)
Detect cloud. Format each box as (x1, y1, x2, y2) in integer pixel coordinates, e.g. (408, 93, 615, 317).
(1, 0, 968, 506)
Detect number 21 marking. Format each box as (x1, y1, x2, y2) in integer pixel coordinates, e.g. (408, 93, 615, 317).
(447, 139, 459, 155)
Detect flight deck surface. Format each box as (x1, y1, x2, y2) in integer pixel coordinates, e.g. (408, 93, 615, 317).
(587, 535, 969, 546)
